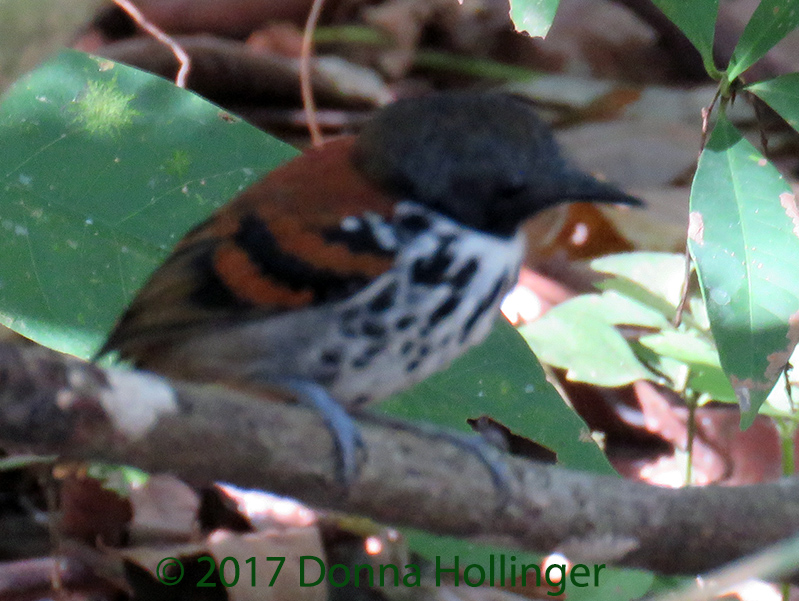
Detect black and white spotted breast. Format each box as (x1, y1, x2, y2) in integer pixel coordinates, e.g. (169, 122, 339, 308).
(309, 201, 526, 407)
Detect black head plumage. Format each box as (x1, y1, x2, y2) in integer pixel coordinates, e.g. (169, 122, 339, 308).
(352, 93, 641, 236)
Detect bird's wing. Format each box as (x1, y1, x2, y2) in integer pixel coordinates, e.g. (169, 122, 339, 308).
(99, 137, 398, 361)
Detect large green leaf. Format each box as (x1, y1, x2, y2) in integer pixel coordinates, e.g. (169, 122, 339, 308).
(650, 0, 719, 75)
(520, 294, 656, 388)
(509, 0, 560, 38)
(382, 319, 614, 474)
(688, 112, 799, 426)
(0, 50, 297, 358)
(747, 73, 799, 132)
(728, 0, 799, 81)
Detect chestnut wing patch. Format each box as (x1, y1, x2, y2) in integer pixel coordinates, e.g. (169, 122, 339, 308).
(100, 137, 400, 361)
(204, 212, 396, 309)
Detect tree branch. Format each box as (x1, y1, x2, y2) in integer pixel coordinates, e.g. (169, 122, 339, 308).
(0, 342, 797, 576)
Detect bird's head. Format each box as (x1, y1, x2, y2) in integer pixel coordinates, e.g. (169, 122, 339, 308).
(351, 93, 641, 236)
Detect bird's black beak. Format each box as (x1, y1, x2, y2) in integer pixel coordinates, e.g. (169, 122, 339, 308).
(560, 170, 643, 207)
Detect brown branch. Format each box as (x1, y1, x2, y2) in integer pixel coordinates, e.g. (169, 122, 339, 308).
(1, 343, 799, 576)
(97, 35, 390, 108)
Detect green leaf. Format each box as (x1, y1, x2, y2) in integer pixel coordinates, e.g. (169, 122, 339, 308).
(688, 112, 799, 426)
(0, 50, 298, 358)
(728, 0, 799, 81)
(638, 331, 736, 402)
(647, 575, 700, 596)
(402, 533, 546, 586)
(519, 294, 655, 388)
(585, 289, 671, 330)
(747, 73, 799, 132)
(689, 294, 711, 330)
(592, 252, 685, 316)
(0, 454, 57, 471)
(650, 0, 719, 75)
(632, 344, 691, 395)
(640, 331, 717, 366)
(592, 251, 710, 332)
(568, 567, 654, 601)
(509, 0, 560, 38)
(382, 319, 614, 474)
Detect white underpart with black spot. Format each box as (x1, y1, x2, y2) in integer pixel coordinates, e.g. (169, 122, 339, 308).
(309, 201, 526, 406)
(164, 202, 525, 408)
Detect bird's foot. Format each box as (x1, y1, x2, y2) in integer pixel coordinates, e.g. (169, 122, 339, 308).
(278, 378, 365, 487)
(358, 411, 514, 512)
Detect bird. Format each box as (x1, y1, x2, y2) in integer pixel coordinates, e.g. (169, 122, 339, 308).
(98, 92, 640, 482)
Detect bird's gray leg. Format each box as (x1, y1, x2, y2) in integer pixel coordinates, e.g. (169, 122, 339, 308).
(277, 378, 364, 485)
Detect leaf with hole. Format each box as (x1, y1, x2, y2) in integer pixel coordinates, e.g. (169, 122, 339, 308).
(382, 319, 614, 474)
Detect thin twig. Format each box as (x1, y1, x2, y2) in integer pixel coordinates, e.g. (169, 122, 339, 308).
(673, 86, 722, 327)
(673, 249, 693, 327)
(698, 86, 722, 161)
(784, 362, 795, 413)
(40, 468, 63, 591)
(684, 390, 697, 486)
(113, 0, 191, 88)
(300, 0, 326, 146)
